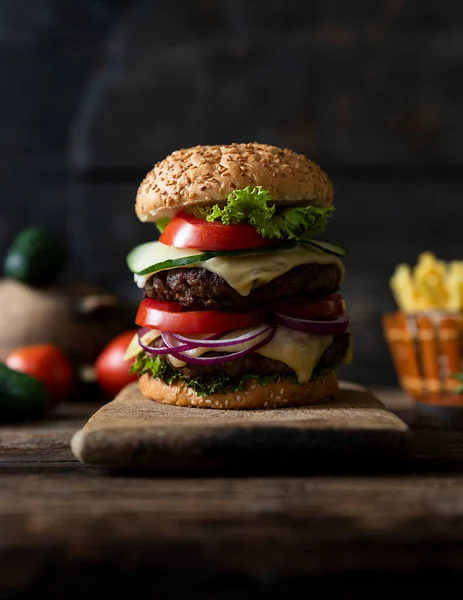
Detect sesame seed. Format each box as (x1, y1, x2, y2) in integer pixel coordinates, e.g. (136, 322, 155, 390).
(138, 143, 329, 224)
(269, 391, 274, 398)
(219, 403, 224, 408)
(280, 388, 284, 394)
(225, 400, 229, 407)
(236, 395, 241, 401)
(215, 400, 220, 406)
(283, 398, 288, 403)
(264, 401, 268, 408)
(205, 399, 212, 405)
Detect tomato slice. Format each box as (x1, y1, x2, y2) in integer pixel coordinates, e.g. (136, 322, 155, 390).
(136, 299, 267, 334)
(160, 211, 277, 251)
(145, 299, 183, 312)
(272, 294, 346, 321)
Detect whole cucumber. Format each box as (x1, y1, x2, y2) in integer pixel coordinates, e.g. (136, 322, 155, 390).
(4, 227, 68, 285)
(0, 363, 49, 422)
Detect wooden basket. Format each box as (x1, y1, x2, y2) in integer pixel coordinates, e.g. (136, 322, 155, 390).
(382, 311, 463, 405)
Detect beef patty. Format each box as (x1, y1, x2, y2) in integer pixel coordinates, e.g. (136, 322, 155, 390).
(156, 332, 350, 380)
(144, 263, 341, 310)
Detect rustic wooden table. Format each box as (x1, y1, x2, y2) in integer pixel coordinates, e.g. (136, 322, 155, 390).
(2, 389, 463, 599)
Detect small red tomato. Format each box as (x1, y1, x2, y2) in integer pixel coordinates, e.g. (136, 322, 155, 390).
(6, 344, 73, 408)
(95, 330, 138, 397)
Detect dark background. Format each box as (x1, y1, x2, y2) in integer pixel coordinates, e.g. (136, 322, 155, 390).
(1, 0, 462, 386)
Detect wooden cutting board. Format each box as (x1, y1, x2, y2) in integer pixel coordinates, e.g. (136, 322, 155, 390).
(71, 381, 411, 473)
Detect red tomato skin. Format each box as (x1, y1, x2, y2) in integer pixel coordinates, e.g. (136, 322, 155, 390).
(142, 299, 183, 312)
(135, 299, 266, 334)
(95, 330, 139, 397)
(6, 344, 73, 408)
(160, 211, 276, 251)
(272, 294, 346, 321)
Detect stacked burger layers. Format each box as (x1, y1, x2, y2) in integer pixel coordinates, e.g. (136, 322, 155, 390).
(124, 143, 351, 409)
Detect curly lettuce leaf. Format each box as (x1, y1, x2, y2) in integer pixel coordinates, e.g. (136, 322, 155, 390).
(131, 353, 334, 397)
(191, 186, 334, 240)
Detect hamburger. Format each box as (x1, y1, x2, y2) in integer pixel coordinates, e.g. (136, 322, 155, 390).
(124, 143, 351, 409)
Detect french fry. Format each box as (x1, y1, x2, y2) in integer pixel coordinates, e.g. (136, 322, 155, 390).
(390, 252, 463, 313)
(413, 252, 448, 309)
(446, 262, 463, 312)
(390, 264, 418, 312)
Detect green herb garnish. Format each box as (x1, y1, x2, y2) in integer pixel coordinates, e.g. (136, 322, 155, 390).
(131, 353, 334, 397)
(452, 372, 463, 393)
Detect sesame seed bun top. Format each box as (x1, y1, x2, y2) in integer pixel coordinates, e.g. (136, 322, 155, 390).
(136, 143, 334, 221)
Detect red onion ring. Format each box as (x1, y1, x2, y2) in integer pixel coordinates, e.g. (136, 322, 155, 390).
(137, 329, 189, 354)
(164, 326, 276, 365)
(273, 313, 349, 336)
(170, 325, 271, 348)
(137, 329, 220, 355)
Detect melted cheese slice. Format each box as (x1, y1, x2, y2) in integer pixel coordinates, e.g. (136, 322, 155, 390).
(203, 245, 343, 296)
(126, 327, 332, 383)
(134, 242, 344, 296)
(256, 327, 333, 382)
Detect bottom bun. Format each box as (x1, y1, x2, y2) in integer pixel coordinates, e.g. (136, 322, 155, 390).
(138, 370, 338, 410)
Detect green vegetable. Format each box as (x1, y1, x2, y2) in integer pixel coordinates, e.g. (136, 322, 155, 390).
(191, 186, 335, 241)
(301, 239, 348, 258)
(155, 217, 171, 234)
(127, 241, 296, 276)
(4, 227, 68, 285)
(0, 363, 49, 422)
(131, 353, 334, 397)
(452, 372, 463, 393)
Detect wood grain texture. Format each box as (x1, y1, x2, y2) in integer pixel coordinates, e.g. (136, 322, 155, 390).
(70, 0, 463, 171)
(3, 470, 463, 597)
(2, 389, 463, 597)
(70, 382, 411, 471)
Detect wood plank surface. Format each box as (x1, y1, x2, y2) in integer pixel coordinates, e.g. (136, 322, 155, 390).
(2, 388, 463, 598)
(70, 382, 411, 471)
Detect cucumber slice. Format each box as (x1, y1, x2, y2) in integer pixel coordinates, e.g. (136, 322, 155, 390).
(302, 238, 348, 257)
(127, 241, 296, 276)
(127, 242, 199, 274)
